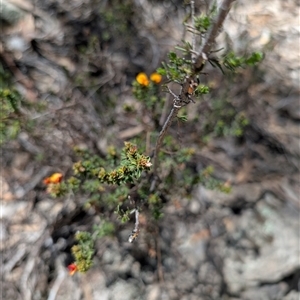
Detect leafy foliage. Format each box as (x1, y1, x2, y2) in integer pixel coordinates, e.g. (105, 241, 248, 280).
(194, 14, 211, 33)
(43, 3, 262, 274)
(223, 51, 263, 71)
(71, 232, 94, 273)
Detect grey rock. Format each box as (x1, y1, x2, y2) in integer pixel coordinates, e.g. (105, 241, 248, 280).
(145, 284, 160, 300)
(174, 270, 197, 292)
(141, 270, 155, 284)
(109, 279, 141, 300)
(241, 282, 288, 300)
(224, 193, 300, 294)
(283, 291, 300, 300)
(0, 0, 24, 25)
(196, 183, 262, 206)
(188, 199, 201, 214)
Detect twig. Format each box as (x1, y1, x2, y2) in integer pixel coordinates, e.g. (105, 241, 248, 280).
(15, 166, 51, 199)
(47, 259, 67, 300)
(128, 208, 140, 243)
(3, 245, 27, 275)
(18, 132, 42, 155)
(159, 92, 172, 126)
(19, 230, 48, 300)
(20, 258, 35, 300)
(151, 0, 235, 190)
(193, 0, 235, 73)
(151, 105, 180, 189)
(191, 0, 196, 63)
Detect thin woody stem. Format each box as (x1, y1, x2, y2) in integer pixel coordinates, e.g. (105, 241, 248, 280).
(151, 0, 235, 190)
(151, 106, 180, 184)
(193, 0, 235, 73)
(133, 208, 139, 231)
(128, 208, 140, 243)
(191, 0, 196, 63)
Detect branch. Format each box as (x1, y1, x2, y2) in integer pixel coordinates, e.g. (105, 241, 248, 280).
(151, 105, 180, 190)
(193, 0, 236, 73)
(151, 0, 235, 188)
(191, 0, 196, 63)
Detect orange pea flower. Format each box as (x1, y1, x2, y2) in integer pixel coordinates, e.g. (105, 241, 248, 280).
(136, 72, 149, 86)
(43, 173, 63, 185)
(150, 72, 162, 84)
(67, 263, 78, 276)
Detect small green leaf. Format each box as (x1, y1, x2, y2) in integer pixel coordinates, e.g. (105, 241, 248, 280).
(156, 67, 166, 75)
(168, 52, 177, 60)
(177, 115, 188, 122)
(245, 52, 264, 65)
(208, 58, 225, 74)
(194, 14, 211, 33)
(196, 84, 210, 95)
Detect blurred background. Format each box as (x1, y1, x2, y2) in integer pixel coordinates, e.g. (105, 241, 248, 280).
(1, 0, 299, 299)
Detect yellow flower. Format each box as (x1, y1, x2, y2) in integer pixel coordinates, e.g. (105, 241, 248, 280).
(136, 73, 149, 86)
(150, 72, 162, 84)
(43, 173, 63, 185)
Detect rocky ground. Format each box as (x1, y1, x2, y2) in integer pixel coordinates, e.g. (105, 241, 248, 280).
(1, 0, 299, 300)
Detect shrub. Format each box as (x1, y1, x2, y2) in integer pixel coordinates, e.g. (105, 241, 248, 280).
(42, 0, 262, 274)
